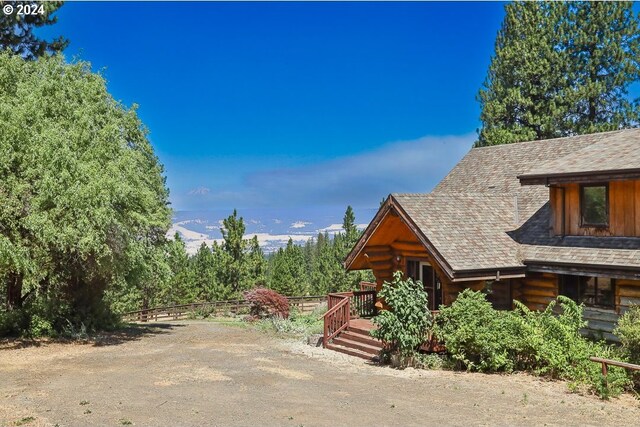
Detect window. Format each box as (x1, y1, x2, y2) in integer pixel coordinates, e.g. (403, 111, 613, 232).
(580, 184, 608, 227)
(559, 275, 616, 309)
(406, 260, 420, 282)
(583, 277, 615, 308)
(484, 280, 512, 310)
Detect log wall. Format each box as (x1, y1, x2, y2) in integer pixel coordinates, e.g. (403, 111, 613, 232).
(616, 279, 640, 314)
(517, 272, 558, 311)
(550, 180, 640, 237)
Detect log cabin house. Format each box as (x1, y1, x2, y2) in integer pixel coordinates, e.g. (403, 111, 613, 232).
(343, 129, 640, 344)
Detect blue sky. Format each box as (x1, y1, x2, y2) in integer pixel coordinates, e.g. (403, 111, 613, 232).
(39, 2, 507, 211)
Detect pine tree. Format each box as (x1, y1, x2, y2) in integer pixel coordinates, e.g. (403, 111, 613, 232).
(477, 2, 569, 146)
(247, 235, 267, 287)
(477, 1, 640, 146)
(0, 1, 68, 59)
(190, 242, 217, 301)
(163, 233, 194, 304)
(567, 2, 640, 133)
(220, 209, 248, 295)
(342, 205, 359, 249)
(268, 239, 307, 296)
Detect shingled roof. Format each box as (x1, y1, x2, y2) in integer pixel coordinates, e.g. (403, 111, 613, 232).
(392, 193, 522, 272)
(372, 129, 640, 280)
(518, 128, 640, 184)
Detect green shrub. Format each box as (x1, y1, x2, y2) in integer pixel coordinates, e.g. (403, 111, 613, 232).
(614, 305, 640, 364)
(370, 271, 433, 357)
(434, 289, 522, 372)
(29, 314, 54, 338)
(434, 290, 631, 398)
(413, 353, 448, 370)
(257, 311, 323, 337)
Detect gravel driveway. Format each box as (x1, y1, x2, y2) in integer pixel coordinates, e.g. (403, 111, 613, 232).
(1, 320, 639, 426)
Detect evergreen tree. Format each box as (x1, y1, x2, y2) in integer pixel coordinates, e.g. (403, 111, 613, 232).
(342, 205, 359, 249)
(0, 1, 68, 59)
(567, 2, 640, 133)
(190, 243, 218, 301)
(220, 210, 248, 294)
(163, 233, 194, 304)
(210, 241, 235, 300)
(477, 1, 640, 146)
(268, 239, 307, 296)
(247, 235, 267, 287)
(477, 2, 569, 146)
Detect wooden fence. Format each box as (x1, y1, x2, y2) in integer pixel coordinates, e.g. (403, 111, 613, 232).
(122, 295, 327, 323)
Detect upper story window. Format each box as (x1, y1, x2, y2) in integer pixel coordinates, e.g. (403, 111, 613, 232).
(580, 183, 608, 227)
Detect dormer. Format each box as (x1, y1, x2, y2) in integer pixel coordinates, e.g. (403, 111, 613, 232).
(518, 131, 640, 237)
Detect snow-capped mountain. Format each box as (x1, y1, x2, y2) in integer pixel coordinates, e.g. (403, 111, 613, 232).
(167, 207, 376, 254)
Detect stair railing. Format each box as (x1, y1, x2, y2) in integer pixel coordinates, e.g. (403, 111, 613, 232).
(323, 295, 350, 347)
(322, 290, 378, 347)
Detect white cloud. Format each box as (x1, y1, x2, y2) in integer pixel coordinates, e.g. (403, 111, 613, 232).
(242, 133, 474, 207)
(274, 219, 282, 224)
(317, 223, 368, 235)
(290, 221, 311, 229)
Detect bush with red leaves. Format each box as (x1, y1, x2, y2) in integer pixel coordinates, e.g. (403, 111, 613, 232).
(243, 288, 290, 320)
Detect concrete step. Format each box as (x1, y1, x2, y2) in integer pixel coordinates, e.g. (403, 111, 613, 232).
(332, 336, 382, 355)
(339, 331, 383, 349)
(325, 343, 379, 361)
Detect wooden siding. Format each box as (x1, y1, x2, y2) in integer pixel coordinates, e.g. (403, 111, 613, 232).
(350, 210, 423, 287)
(550, 180, 640, 237)
(444, 280, 484, 306)
(516, 272, 558, 311)
(617, 279, 640, 314)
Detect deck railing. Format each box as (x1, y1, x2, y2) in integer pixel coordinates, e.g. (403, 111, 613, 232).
(322, 289, 378, 347)
(359, 281, 377, 291)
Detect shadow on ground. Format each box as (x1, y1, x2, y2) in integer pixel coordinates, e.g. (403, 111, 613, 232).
(0, 322, 184, 350)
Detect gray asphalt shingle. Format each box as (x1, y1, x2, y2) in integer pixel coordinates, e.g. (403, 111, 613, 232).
(393, 129, 640, 274)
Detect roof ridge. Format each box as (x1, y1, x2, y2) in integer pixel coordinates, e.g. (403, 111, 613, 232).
(470, 128, 635, 151)
(393, 192, 519, 197)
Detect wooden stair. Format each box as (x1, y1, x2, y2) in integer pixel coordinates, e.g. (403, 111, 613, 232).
(325, 324, 383, 361)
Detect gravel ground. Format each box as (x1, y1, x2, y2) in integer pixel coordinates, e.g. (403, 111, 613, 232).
(1, 320, 639, 427)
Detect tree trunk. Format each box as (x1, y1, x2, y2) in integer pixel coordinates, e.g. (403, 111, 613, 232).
(6, 273, 23, 310)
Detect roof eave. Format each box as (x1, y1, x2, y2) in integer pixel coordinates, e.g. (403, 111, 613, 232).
(450, 266, 527, 282)
(524, 260, 640, 281)
(344, 194, 400, 271)
(518, 168, 640, 186)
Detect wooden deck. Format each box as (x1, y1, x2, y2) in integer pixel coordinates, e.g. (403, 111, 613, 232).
(348, 318, 377, 332)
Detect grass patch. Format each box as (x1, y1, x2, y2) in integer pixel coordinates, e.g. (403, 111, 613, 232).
(253, 304, 326, 339)
(14, 417, 35, 426)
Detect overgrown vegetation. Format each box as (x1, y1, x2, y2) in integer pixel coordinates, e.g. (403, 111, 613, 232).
(254, 304, 326, 338)
(0, 46, 371, 338)
(434, 290, 631, 398)
(370, 272, 433, 359)
(614, 305, 640, 365)
(0, 53, 170, 336)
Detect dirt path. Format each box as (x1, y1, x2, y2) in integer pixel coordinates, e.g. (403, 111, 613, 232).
(1, 321, 639, 427)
